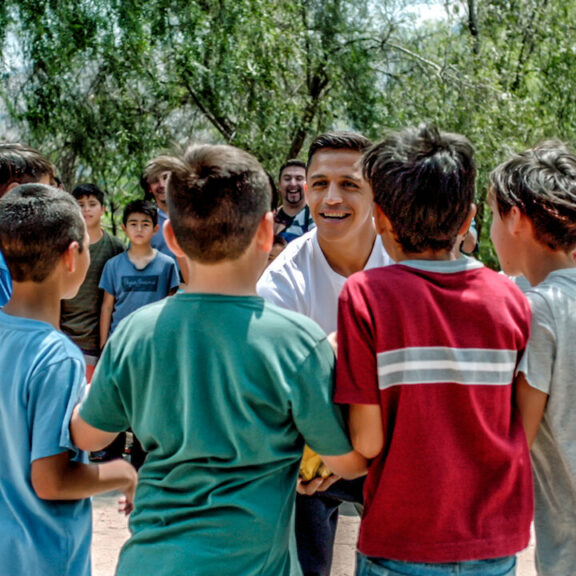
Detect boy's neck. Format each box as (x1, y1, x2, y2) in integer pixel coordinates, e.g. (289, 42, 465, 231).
(88, 224, 104, 245)
(3, 281, 62, 328)
(183, 257, 260, 296)
(522, 245, 576, 286)
(128, 244, 155, 258)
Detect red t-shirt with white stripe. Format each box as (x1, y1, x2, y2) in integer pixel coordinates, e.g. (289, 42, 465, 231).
(335, 258, 533, 562)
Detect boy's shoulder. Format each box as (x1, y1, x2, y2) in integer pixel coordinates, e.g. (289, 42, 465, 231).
(0, 312, 83, 365)
(101, 230, 124, 252)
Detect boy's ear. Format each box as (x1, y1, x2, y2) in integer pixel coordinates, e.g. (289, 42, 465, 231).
(256, 212, 274, 253)
(163, 219, 186, 258)
(153, 223, 160, 234)
(61, 241, 81, 273)
(458, 203, 477, 236)
(373, 204, 392, 235)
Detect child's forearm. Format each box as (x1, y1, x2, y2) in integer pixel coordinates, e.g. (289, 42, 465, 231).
(515, 372, 548, 448)
(321, 450, 368, 480)
(31, 452, 137, 501)
(99, 295, 114, 349)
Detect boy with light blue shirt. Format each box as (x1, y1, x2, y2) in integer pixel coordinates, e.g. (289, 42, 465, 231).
(0, 183, 136, 576)
(99, 199, 179, 347)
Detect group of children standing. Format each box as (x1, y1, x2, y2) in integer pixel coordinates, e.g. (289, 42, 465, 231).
(0, 127, 575, 576)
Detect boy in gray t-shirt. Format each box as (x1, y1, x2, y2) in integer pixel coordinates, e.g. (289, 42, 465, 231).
(489, 141, 576, 576)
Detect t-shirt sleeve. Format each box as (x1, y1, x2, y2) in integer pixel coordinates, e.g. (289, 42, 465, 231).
(99, 258, 116, 295)
(168, 260, 180, 292)
(334, 280, 380, 405)
(28, 355, 86, 462)
(79, 339, 130, 432)
(290, 338, 352, 456)
(518, 290, 556, 395)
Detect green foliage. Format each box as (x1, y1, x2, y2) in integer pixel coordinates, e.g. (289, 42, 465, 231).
(2, 0, 576, 266)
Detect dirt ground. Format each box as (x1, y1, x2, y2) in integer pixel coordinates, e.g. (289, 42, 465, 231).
(92, 492, 537, 576)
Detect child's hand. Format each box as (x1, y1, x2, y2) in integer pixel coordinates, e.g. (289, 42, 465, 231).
(297, 474, 341, 496)
(118, 494, 134, 516)
(327, 331, 338, 357)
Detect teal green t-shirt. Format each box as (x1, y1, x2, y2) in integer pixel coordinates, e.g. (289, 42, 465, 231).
(80, 293, 352, 576)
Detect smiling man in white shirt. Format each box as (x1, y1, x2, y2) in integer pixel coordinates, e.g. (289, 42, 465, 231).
(258, 131, 392, 576)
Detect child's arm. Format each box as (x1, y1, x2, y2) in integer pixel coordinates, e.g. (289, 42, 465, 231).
(99, 291, 115, 349)
(348, 404, 384, 459)
(319, 449, 368, 479)
(515, 371, 548, 448)
(31, 452, 137, 513)
(70, 405, 121, 452)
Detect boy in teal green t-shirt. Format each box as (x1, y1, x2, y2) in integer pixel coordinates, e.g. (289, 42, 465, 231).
(70, 144, 367, 576)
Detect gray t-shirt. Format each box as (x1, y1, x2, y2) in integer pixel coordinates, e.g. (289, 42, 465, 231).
(520, 268, 576, 575)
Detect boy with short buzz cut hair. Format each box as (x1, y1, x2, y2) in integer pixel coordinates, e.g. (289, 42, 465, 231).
(489, 141, 576, 576)
(61, 183, 124, 379)
(0, 183, 137, 576)
(335, 124, 533, 576)
(99, 198, 179, 348)
(71, 143, 367, 576)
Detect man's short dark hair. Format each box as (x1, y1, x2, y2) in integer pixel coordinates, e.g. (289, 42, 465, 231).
(122, 199, 158, 226)
(306, 132, 372, 169)
(363, 124, 476, 254)
(0, 143, 56, 198)
(147, 144, 271, 263)
(0, 183, 86, 282)
(72, 183, 105, 206)
(490, 141, 576, 251)
(278, 159, 306, 181)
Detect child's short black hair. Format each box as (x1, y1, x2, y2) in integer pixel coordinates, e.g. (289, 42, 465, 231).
(122, 200, 158, 227)
(0, 183, 86, 282)
(363, 124, 476, 254)
(489, 141, 576, 251)
(306, 132, 372, 170)
(0, 143, 56, 197)
(72, 183, 105, 206)
(147, 144, 271, 263)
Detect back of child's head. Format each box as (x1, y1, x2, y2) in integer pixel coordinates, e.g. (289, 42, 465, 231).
(306, 131, 372, 168)
(122, 199, 158, 227)
(0, 143, 56, 197)
(72, 183, 105, 206)
(0, 183, 86, 283)
(147, 144, 271, 263)
(363, 124, 476, 254)
(490, 141, 576, 251)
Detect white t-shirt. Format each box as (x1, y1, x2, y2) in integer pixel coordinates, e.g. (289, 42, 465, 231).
(257, 228, 392, 334)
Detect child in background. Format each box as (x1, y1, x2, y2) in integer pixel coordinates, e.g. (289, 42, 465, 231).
(489, 141, 576, 576)
(99, 199, 179, 348)
(71, 143, 367, 576)
(335, 125, 533, 576)
(0, 184, 136, 576)
(61, 183, 124, 381)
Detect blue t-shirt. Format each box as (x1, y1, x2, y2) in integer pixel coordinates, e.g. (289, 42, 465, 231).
(0, 251, 12, 305)
(0, 311, 91, 576)
(99, 250, 180, 334)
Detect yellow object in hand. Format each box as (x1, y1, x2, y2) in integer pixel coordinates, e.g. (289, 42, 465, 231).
(299, 445, 332, 481)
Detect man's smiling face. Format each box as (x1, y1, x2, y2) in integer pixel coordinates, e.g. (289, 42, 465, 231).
(306, 148, 374, 245)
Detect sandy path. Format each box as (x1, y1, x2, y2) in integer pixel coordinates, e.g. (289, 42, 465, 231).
(92, 492, 537, 576)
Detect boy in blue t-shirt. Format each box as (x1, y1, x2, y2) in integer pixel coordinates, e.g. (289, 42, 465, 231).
(0, 183, 137, 576)
(99, 199, 179, 348)
(71, 143, 367, 576)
